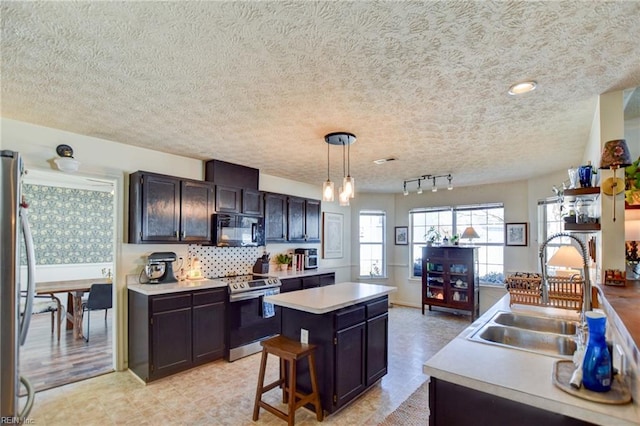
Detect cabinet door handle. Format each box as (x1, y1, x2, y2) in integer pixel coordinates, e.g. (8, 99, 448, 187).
(176, 231, 179, 239)
(181, 231, 186, 239)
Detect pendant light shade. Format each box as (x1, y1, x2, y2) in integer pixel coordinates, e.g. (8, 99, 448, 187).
(322, 140, 335, 202)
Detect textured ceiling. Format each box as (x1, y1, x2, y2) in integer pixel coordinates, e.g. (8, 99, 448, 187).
(2, 1, 640, 193)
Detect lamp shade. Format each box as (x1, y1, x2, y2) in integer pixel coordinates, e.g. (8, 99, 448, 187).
(461, 226, 479, 240)
(548, 245, 584, 269)
(599, 139, 632, 169)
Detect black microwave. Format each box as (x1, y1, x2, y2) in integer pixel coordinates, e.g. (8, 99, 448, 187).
(212, 214, 265, 247)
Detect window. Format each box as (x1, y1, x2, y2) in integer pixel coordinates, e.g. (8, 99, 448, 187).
(410, 204, 504, 283)
(359, 211, 385, 277)
(538, 197, 584, 271)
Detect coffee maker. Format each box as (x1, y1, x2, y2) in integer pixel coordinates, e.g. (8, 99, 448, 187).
(144, 252, 178, 284)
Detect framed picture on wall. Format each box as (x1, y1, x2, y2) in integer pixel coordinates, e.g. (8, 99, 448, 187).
(395, 226, 408, 245)
(323, 212, 344, 259)
(505, 222, 528, 246)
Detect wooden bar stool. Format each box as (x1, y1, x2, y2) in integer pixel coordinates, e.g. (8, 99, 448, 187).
(253, 335, 323, 425)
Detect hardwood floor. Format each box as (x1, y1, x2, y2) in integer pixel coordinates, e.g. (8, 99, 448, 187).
(20, 308, 114, 395)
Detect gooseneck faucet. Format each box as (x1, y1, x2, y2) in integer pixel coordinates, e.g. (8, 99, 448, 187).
(539, 232, 592, 321)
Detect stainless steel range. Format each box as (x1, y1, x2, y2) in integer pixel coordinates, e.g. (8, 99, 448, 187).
(220, 274, 282, 361)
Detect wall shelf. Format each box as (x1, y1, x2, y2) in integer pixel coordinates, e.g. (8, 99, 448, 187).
(563, 187, 600, 196)
(564, 222, 601, 232)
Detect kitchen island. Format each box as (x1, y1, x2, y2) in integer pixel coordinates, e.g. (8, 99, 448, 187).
(265, 282, 396, 414)
(423, 294, 640, 426)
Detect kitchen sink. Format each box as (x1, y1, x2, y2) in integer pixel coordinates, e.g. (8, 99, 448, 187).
(493, 312, 577, 335)
(473, 325, 577, 357)
(468, 311, 579, 358)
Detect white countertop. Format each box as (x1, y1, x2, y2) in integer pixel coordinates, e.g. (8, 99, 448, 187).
(128, 279, 227, 295)
(264, 282, 396, 314)
(256, 268, 336, 279)
(423, 295, 640, 425)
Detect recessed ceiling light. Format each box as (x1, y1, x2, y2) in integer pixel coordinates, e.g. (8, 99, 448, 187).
(508, 81, 537, 95)
(373, 157, 397, 165)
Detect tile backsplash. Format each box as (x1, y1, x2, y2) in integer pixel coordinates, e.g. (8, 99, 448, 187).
(188, 245, 262, 278)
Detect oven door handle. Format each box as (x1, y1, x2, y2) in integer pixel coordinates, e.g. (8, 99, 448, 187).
(229, 287, 280, 302)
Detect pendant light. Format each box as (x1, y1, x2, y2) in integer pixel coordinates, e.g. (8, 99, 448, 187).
(339, 141, 349, 206)
(322, 140, 334, 202)
(343, 139, 355, 198)
(324, 132, 356, 204)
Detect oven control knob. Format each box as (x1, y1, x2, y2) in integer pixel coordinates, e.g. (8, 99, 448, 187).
(240, 283, 246, 288)
(232, 284, 238, 289)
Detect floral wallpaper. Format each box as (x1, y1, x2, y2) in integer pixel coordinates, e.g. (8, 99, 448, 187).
(21, 184, 114, 265)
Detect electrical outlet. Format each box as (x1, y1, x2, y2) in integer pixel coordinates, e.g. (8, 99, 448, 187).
(300, 328, 309, 344)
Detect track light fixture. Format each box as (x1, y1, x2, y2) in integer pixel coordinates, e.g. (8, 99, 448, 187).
(402, 174, 453, 195)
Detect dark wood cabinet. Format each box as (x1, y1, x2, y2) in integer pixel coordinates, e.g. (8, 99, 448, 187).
(192, 290, 226, 364)
(366, 311, 388, 385)
(264, 193, 288, 242)
(242, 188, 263, 216)
(287, 196, 306, 242)
(302, 275, 320, 289)
(264, 192, 321, 243)
(304, 199, 321, 242)
(280, 277, 302, 293)
(429, 378, 592, 426)
(319, 273, 335, 287)
(151, 298, 192, 378)
(422, 246, 479, 320)
(128, 171, 214, 244)
(128, 288, 226, 382)
(280, 295, 388, 414)
(215, 185, 241, 213)
(288, 196, 321, 243)
(335, 321, 366, 407)
(280, 272, 333, 293)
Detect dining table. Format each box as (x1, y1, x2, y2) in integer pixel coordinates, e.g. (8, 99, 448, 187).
(35, 278, 105, 340)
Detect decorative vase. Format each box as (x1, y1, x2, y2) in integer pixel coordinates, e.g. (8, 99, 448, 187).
(568, 167, 579, 189)
(578, 162, 593, 188)
(279, 264, 288, 271)
(582, 312, 612, 392)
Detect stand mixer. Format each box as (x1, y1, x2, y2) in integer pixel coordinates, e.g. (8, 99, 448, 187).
(143, 252, 178, 284)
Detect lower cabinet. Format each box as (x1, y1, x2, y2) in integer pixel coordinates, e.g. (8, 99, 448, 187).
(280, 295, 389, 414)
(429, 378, 593, 426)
(128, 288, 226, 382)
(281, 272, 335, 293)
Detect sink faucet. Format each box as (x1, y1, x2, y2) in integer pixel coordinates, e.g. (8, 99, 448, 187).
(539, 232, 592, 321)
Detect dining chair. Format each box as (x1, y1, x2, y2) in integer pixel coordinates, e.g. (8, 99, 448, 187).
(81, 283, 112, 342)
(20, 292, 62, 342)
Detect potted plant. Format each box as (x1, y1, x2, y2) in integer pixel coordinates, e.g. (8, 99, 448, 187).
(275, 253, 291, 271)
(625, 156, 640, 206)
(424, 226, 441, 246)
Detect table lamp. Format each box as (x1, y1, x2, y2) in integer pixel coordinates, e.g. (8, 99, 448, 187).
(548, 245, 584, 277)
(461, 226, 479, 245)
(599, 139, 632, 222)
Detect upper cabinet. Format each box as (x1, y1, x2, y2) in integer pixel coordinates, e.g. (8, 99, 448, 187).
(128, 171, 214, 244)
(264, 193, 287, 242)
(205, 159, 263, 217)
(264, 193, 321, 243)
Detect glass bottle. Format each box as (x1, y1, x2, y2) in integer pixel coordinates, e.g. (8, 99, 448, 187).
(575, 198, 588, 224)
(582, 312, 612, 392)
(578, 161, 593, 188)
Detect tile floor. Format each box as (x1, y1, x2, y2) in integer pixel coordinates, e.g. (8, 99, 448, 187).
(24, 305, 470, 425)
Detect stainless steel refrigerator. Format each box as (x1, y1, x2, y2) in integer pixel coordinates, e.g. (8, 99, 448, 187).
(1, 150, 36, 418)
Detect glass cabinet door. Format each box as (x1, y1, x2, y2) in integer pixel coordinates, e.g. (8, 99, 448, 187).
(425, 261, 445, 302)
